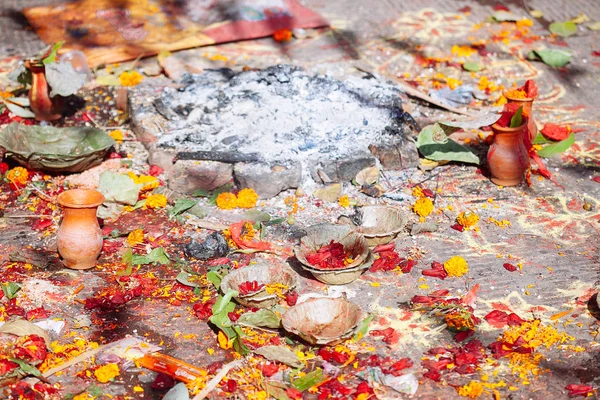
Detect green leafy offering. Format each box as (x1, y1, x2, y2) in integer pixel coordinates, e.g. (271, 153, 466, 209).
(462, 62, 484, 72)
(192, 188, 210, 198)
(116, 264, 133, 277)
(549, 21, 577, 37)
(1, 282, 21, 300)
(491, 11, 520, 22)
(124, 247, 170, 265)
(206, 271, 222, 289)
(416, 124, 479, 165)
(10, 358, 43, 379)
(536, 133, 575, 158)
(98, 172, 143, 206)
(87, 386, 103, 397)
(353, 315, 374, 341)
(169, 198, 197, 218)
(254, 345, 303, 368)
(532, 132, 553, 145)
(42, 41, 65, 65)
(209, 290, 250, 355)
(510, 106, 523, 128)
(237, 309, 281, 329)
(291, 369, 324, 391)
(528, 49, 572, 68)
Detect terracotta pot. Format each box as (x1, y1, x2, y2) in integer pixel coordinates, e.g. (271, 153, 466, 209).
(503, 91, 538, 144)
(488, 122, 530, 186)
(25, 60, 63, 121)
(57, 189, 105, 270)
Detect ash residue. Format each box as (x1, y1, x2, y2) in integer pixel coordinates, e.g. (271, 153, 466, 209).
(154, 65, 410, 162)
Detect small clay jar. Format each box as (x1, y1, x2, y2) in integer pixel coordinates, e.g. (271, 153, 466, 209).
(503, 90, 538, 145)
(25, 59, 63, 121)
(57, 189, 105, 270)
(488, 122, 530, 187)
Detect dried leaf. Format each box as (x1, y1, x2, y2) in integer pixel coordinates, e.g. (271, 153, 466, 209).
(492, 11, 521, 22)
(254, 345, 303, 368)
(355, 166, 380, 186)
(410, 222, 439, 235)
(536, 133, 574, 158)
(549, 21, 578, 37)
(238, 310, 282, 330)
(264, 381, 292, 400)
(529, 10, 543, 18)
(313, 183, 342, 202)
(5, 97, 30, 107)
(587, 21, 600, 31)
(439, 112, 501, 131)
(0, 319, 50, 346)
(5, 102, 35, 118)
(95, 74, 122, 86)
(570, 13, 590, 24)
(244, 209, 271, 223)
(45, 62, 86, 98)
(98, 172, 142, 205)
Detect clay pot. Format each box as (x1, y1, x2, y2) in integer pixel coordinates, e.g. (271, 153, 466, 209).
(57, 189, 105, 270)
(25, 60, 63, 121)
(503, 90, 537, 144)
(488, 122, 530, 187)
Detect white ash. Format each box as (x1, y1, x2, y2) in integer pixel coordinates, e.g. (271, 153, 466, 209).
(153, 65, 410, 164)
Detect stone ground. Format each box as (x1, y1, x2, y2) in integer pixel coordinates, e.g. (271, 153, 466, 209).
(0, 0, 599, 399)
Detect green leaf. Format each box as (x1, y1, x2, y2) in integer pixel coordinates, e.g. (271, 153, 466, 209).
(146, 247, 170, 265)
(109, 229, 121, 238)
(462, 62, 484, 72)
(532, 132, 553, 145)
(10, 358, 43, 378)
(264, 381, 292, 400)
(416, 124, 479, 164)
(1, 282, 21, 299)
(353, 315, 374, 342)
(233, 326, 251, 355)
(192, 188, 211, 198)
(206, 271, 222, 289)
(264, 217, 285, 226)
(528, 49, 572, 68)
(87, 385, 103, 397)
(212, 290, 239, 316)
(549, 21, 577, 37)
(42, 41, 65, 65)
(169, 198, 197, 218)
(510, 106, 523, 128)
(237, 309, 281, 329)
(116, 264, 133, 277)
(291, 369, 324, 391)
(132, 200, 146, 210)
(176, 271, 202, 288)
(244, 210, 271, 223)
(536, 133, 575, 158)
(122, 248, 133, 265)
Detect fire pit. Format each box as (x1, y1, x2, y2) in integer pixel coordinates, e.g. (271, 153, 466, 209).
(131, 65, 419, 198)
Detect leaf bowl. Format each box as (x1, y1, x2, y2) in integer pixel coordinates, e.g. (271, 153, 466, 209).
(352, 205, 407, 247)
(0, 123, 115, 173)
(220, 262, 296, 309)
(281, 297, 363, 345)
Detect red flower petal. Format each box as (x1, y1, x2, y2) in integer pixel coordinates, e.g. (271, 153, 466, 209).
(503, 263, 518, 272)
(423, 369, 442, 382)
(261, 363, 278, 377)
(451, 224, 465, 232)
(454, 329, 475, 342)
(484, 310, 508, 328)
(372, 243, 395, 253)
(519, 80, 539, 99)
(422, 262, 448, 280)
(541, 123, 570, 141)
(507, 313, 526, 326)
(286, 388, 303, 400)
(285, 291, 298, 306)
(148, 164, 164, 177)
(26, 307, 49, 320)
(565, 384, 594, 398)
(493, 4, 510, 11)
(593, 176, 600, 184)
(31, 218, 53, 231)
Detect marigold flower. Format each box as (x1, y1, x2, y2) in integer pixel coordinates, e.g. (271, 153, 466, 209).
(412, 197, 434, 217)
(94, 363, 120, 383)
(412, 186, 424, 198)
(457, 212, 479, 229)
(457, 380, 484, 398)
(273, 29, 292, 42)
(444, 256, 469, 277)
(240, 221, 255, 241)
(109, 130, 123, 143)
(127, 172, 159, 191)
(236, 188, 258, 209)
(119, 70, 143, 87)
(127, 229, 144, 246)
(504, 88, 527, 99)
(6, 166, 28, 186)
(451, 45, 476, 57)
(145, 193, 167, 209)
(216, 192, 238, 210)
(338, 195, 350, 208)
